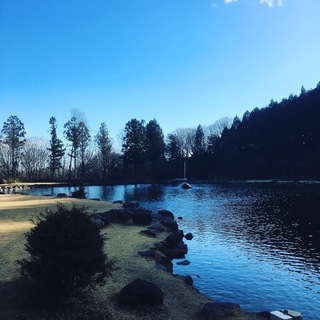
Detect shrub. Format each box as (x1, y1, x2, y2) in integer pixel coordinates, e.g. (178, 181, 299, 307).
(71, 186, 86, 198)
(18, 204, 117, 300)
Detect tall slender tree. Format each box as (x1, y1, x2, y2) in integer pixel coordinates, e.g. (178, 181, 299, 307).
(48, 117, 65, 179)
(95, 122, 112, 180)
(64, 116, 80, 180)
(1, 115, 26, 180)
(78, 121, 91, 179)
(193, 124, 206, 156)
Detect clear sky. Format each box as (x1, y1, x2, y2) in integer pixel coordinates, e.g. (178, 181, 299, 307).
(1, 0, 320, 148)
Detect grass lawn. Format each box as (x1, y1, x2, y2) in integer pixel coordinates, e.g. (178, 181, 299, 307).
(0, 193, 264, 319)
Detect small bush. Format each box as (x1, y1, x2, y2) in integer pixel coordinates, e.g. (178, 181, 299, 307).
(18, 204, 117, 300)
(71, 186, 87, 198)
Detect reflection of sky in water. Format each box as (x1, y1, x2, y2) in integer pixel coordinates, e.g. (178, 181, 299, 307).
(26, 183, 320, 319)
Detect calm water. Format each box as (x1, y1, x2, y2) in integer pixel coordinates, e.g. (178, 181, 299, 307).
(26, 183, 320, 319)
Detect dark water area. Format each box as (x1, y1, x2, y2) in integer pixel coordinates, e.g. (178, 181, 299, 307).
(26, 182, 320, 319)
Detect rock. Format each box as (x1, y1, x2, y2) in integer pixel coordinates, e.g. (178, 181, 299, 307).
(151, 213, 162, 221)
(123, 201, 140, 209)
(176, 259, 190, 266)
(185, 232, 194, 240)
(182, 182, 192, 189)
(173, 274, 193, 286)
(148, 222, 165, 233)
(156, 241, 188, 259)
(283, 310, 302, 320)
(158, 209, 174, 220)
(155, 263, 167, 272)
(90, 217, 105, 229)
(138, 249, 155, 258)
(131, 208, 152, 225)
(119, 279, 163, 306)
(140, 229, 157, 237)
(56, 193, 68, 198)
(154, 251, 173, 273)
(113, 200, 123, 204)
(183, 275, 193, 286)
(96, 208, 132, 225)
(166, 230, 184, 246)
(160, 218, 178, 231)
(202, 302, 241, 319)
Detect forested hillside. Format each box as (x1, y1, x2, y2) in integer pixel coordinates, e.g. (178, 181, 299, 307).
(212, 83, 320, 179)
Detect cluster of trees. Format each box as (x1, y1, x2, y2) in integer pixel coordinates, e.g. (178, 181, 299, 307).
(1, 82, 320, 182)
(213, 83, 320, 179)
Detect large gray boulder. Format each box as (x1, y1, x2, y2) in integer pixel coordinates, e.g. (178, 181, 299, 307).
(160, 218, 178, 231)
(119, 279, 163, 306)
(158, 209, 174, 220)
(154, 251, 173, 273)
(131, 208, 152, 225)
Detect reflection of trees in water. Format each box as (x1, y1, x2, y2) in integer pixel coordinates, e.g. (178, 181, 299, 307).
(122, 184, 165, 202)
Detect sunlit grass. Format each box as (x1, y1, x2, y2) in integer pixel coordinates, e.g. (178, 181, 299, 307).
(0, 194, 263, 319)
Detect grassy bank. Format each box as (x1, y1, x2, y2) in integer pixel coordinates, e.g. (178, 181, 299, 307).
(0, 194, 265, 319)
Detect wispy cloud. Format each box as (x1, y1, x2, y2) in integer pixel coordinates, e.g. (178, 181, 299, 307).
(259, 0, 283, 7)
(224, 0, 238, 4)
(222, 0, 283, 7)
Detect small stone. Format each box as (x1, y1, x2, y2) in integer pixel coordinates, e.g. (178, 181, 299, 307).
(185, 232, 194, 240)
(176, 259, 190, 266)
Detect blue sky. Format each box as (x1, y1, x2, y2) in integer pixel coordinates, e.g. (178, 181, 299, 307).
(1, 0, 320, 147)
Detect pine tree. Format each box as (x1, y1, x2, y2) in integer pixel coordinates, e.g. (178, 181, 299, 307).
(193, 124, 206, 156)
(95, 122, 112, 180)
(48, 117, 65, 179)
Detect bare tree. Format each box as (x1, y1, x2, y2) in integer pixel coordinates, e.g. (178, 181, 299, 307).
(0, 141, 11, 180)
(207, 117, 232, 138)
(21, 138, 49, 181)
(172, 128, 196, 157)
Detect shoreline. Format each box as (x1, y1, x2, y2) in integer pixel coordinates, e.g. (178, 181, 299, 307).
(0, 193, 267, 319)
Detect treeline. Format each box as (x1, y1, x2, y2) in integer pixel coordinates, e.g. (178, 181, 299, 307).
(213, 83, 320, 179)
(1, 82, 320, 183)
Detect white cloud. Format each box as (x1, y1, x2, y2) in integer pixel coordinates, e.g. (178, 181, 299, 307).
(224, 0, 238, 4)
(259, 0, 283, 7)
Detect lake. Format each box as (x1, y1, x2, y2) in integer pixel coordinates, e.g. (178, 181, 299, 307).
(26, 182, 320, 319)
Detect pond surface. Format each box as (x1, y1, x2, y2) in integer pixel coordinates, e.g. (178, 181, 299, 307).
(26, 182, 320, 319)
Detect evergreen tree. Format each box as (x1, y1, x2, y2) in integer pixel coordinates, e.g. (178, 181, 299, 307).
(64, 116, 80, 180)
(122, 119, 146, 180)
(95, 122, 112, 180)
(193, 124, 206, 156)
(48, 117, 65, 179)
(146, 119, 165, 178)
(165, 133, 183, 161)
(1, 115, 26, 180)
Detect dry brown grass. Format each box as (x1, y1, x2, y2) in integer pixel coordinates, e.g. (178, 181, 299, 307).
(0, 194, 265, 320)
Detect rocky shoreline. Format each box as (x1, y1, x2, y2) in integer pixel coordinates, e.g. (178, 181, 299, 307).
(90, 199, 270, 319)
